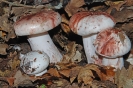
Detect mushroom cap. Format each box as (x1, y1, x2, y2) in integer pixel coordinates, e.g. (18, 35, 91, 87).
(14, 10, 61, 36)
(69, 11, 116, 36)
(94, 29, 131, 58)
(20, 51, 50, 76)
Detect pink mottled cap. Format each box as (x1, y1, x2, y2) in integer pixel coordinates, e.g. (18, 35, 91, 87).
(94, 29, 131, 58)
(69, 11, 116, 36)
(14, 10, 61, 36)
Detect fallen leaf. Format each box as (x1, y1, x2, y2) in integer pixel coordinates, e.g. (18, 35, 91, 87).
(71, 50, 82, 62)
(59, 69, 71, 78)
(105, 1, 126, 14)
(111, 8, 133, 23)
(65, 0, 86, 17)
(6, 77, 15, 86)
(55, 62, 77, 70)
(7, 52, 20, 70)
(47, 68, 61, 77)
(118, 30, 126, 45)
(0, 43, 8, 55)
(62, 42, 78, 63)
(125, 0, 133, 6)
(101, 66, 115, 82)
(13, 70, 37, 87)
(121, 22, 133, 40)
(77, 64, 101, 85)
(70, 77, 76, 83)
(115, 65, 133, 88)
(61, 14, 71, 34)
(53, 78, 70, 87)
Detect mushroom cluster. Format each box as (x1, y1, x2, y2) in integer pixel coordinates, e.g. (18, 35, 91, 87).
(14, 10, 62, 63)
(69, 11, 131, 69)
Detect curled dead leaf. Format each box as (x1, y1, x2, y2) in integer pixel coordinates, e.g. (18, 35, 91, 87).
(111, 8, 133, 23)
(47, 68, 61, 77)
(65, 0, 86, 17)
(59, 69, 71, 78)
(105, 1, 126, 14)
(121, 22, 133, 40)
(6, 77, 15, 86)
(0, 70, 11, 77)
(62, 42, 78, 63)
(125, 0, 133, 6)
(101, 66, 115, 82)
(0, 43, 8, 55)
(61, 14, 71, 34)
(78, 64, 102, 85)
(115, 65, 133, 88)
(7, 54, 20, 70)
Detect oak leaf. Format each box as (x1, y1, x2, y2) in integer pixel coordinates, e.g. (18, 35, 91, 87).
(77, 64, 102, 85)
(65, 0, 86, 17)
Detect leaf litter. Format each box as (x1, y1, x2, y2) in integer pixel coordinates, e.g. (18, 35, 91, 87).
(0, 0, 133, 87)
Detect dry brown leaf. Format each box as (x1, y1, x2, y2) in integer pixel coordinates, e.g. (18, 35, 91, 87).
(0, 14, 16, 41)
(11, 7, 43, 21)
(127, 65, 133, 79)
(0, 30, 7, 38)
(121, 22, 133, 40)
(59, 69, 71, 78)
(55, 62, 77, 70)
(115, 66, 133, 88)
(90, 5, 106, 11)
(55, 63, 82, 83)
(71, 51, 82, 62)
(70, 66, 82, 78)
(53, 31, 69, 49)
(70, 77, 76, 83)
(78, 69, 93, 85)
(111, 8, 133, 23)
(6, 77, 15, 86)
(0, 44, 8, 55)
(65, 0, 86, 17)
(61, 14, 71, 34)
(121, 22, 133, 32)
(13, 70, 37, 87)
(69, 66, 82, 83)
(47, 68, 61, 77)
(118, 30, 126, 45)
(77, 64, 101, 85)
(101, 66, 115, 82)
(53, 78, 70, 87)
(126, 49, 133, 64)
(105, 1, 126, 14)
(90, 80, 117, 88)
(0, 70, 11, 77)
(7, 53, 20, 70)
(62, 42, 78, 63)
(125, 0, 133, 6)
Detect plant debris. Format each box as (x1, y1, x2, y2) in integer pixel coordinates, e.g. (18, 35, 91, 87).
(0, 0, 133, 87)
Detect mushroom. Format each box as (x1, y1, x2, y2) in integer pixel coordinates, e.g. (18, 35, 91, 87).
(20, 51, 50, 76)
(94, 29, 131, 69)
(14, 10, 62, 63)
(69, 11, 115, 65)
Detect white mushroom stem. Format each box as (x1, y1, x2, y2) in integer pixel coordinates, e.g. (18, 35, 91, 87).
(83, 34, 102, 64)
(102, 57, 124, 69)
(27, 32, 62, 63)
